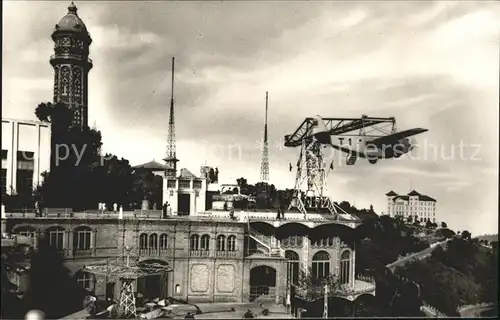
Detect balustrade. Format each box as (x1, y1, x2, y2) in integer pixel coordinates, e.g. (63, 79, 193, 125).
(216, 251, 238, 258)
(189, 250, 211, 258)
(73, 249, 93, 257)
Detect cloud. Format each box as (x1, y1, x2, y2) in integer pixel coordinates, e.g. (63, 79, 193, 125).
(2, 1, 498, 236)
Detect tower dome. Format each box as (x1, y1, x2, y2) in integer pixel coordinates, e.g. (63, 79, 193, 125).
(54, 2, 88, 33)
(50, 1, 93, 130)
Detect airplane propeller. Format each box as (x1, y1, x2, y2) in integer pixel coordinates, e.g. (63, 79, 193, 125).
(408, 136, 418, 152)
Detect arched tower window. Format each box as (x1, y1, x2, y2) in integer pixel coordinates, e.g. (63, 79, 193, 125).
(149, 234, 158, 249)
(47, 227, 65, 250)
(190, 235, 199, 250)
(61, 66, 70, 96)
(285, 250, 300, 285)
(200, 234, 210, 251)
(216, 235, 226, 251)
(159, 234, 168, 250)
(312, 251, 330, 280)
(139, 233, 148, 250)
(227, 235, 236, 251)
(73, 226, 91, 251)
(340, 250, 351, 285)
(73, 67, 82, 103)
(53, 66, 60, 101)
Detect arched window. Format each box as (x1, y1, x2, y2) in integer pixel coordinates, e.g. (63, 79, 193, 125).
(75, 271, 94, 293)
(282, 237, 289, 247)
(190, 235, 199, 250)
(340, 250, 351, 285)
(200, 234, 210, 251)
(149, 234, 158, 249)
(15, 227, 36, 238)
(61, 66, 70, 96)
(227, 235, 236, 251)
(312, 251, 330, 280)
(159, 234, 168, 249)
(296, 236, 303, 247)
(328, 237, 334, 246)
(139, 233, 148, 250)
(320, 238, 328, 247)
(73, 227, 91, 250)
(217, 235, 226, 251)
(285, 250, 300, 285)
(47, 227, 65, 250)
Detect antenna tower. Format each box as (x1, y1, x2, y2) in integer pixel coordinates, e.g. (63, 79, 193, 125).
(164, 57, 179, 177)
(259, 92, 270, 183)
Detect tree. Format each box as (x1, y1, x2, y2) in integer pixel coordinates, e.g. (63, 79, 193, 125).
(33, 102, 145, 210)
(295, 268, 342, 302)
(441, 222, 447, 228)
(22, 238, 87, 318)
(425, 220, 433, 229)
(461, 230, 472, 240)
(1, 243, 31, 318)
(236, 177, 247, 187)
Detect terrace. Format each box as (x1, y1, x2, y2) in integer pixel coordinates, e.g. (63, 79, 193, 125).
(3, 207, 362, 228)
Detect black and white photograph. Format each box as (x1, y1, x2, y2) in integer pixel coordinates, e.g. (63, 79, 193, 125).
(1, 1, 498, 319)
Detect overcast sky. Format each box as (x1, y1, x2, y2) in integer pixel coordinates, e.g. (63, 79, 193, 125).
(3, 1, 499, 235)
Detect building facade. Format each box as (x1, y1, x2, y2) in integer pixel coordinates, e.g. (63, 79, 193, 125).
(50, 2, 93, 129)
(386, 190, 437, 223)
(3, 210, 375, 304)
(1, 118, 51, 196)
(162, 168, 207, 216)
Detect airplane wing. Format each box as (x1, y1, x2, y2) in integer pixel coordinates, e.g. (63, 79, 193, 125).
(370, 128, 428, 147)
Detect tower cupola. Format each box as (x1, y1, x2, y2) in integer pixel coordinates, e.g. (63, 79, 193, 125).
(50, 1, 93, 129)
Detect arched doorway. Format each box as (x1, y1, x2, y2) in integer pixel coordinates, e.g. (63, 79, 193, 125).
(285, 250, 300, 285)
(136, 260, 169, 300)
(249, 265, 277, 302)
(340, 250, 351, 285)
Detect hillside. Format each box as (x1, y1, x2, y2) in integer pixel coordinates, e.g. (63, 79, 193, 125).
(474, 234, 498, 243)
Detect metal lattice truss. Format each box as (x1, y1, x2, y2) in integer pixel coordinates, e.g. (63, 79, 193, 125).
(83, 249, 172, 318)
(285, 116, 397, 216)
(284, 116, 397, 147)
(293, 137, 326, 199)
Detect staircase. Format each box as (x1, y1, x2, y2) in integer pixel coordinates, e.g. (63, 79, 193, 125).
(323, 197, 337, 216)
(289, 196, 307, 216)
(249, 228, 284, 257)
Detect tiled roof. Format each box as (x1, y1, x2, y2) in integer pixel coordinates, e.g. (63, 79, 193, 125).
(133, 160, 166, 170)
(179, 168, 198, 179)
(386, 191, 398, 196)
(394, 195, 409, 201)
(419, 195, 437, 202)
(390, 191, 437, 202)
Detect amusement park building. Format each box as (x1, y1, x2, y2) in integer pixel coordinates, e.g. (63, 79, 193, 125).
(2, 209, 376, 304)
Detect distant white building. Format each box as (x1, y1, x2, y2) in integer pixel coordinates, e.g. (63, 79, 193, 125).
(1, 118, 51, 196)
(386, 190, 437, 223)
(162, 168, 207, 216)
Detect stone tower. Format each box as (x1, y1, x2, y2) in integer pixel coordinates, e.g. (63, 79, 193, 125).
(50, 2, 92, 129)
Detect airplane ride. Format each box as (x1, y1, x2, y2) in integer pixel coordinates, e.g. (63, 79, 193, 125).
(311, 115, 428, 165)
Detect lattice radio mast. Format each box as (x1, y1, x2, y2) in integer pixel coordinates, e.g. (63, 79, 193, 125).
(164, 57, 179, 177)
(259, 91, 270, 183)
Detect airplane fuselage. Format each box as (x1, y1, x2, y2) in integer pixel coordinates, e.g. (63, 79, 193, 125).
(329, 135, 412, 163)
